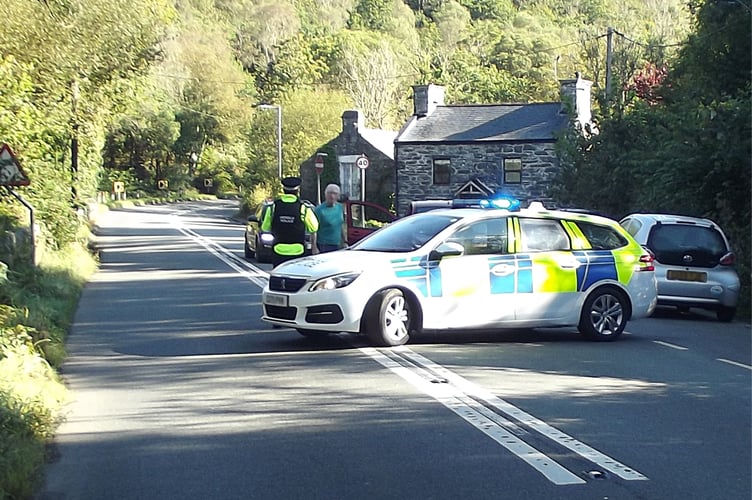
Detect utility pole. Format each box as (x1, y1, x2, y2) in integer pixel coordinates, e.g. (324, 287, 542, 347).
(605, 27, 614, 103)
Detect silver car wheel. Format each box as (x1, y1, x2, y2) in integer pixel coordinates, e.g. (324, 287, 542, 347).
(383, 294, 409, 341)
(366, 288, 412, 346)
(579, 287, 627, 341)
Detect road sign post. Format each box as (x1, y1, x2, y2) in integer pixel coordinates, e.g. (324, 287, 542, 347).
(112, 181, 125, 200)
(315, 152, 327, 204)
(356, 154, 369, 202)
(0, 144, 36, 265)
(0, 144, 30, 186)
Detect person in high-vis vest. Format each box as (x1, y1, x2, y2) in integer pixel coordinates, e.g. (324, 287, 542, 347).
(261, 176, 319, 267)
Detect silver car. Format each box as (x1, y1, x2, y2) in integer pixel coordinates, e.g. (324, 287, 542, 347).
(619, 213, 740, 321)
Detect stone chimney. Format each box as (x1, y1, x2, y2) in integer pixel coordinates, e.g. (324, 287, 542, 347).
(341, 110, 364, 141)
(559, 72, 593, 126)
(412, 84, 445, 117)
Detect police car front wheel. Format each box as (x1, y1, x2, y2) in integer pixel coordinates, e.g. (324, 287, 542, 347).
(579, 287, 628, 341)
(364, 288, 412, 347)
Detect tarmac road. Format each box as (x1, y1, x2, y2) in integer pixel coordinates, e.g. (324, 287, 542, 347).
(38, 200, 751, 500)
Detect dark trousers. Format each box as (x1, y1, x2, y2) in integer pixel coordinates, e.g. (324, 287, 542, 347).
(272, 253, 303, 268)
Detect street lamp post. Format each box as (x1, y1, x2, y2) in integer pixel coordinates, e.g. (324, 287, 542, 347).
(258, 104, 282, 179)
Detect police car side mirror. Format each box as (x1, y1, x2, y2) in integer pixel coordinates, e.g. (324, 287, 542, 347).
(429, 241, 465, 261)
(247, 215, 259, 223)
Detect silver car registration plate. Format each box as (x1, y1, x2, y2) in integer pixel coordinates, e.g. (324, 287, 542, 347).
(666, 270, 707, 282)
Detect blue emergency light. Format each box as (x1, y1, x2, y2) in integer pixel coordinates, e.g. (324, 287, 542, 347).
(449, 195, 521, 211)
(481, 196, 521, 211)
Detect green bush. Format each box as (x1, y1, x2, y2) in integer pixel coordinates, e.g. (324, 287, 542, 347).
(0, 328, 68, 500)
(0, 221, 96, 498)
(239, 183, 275, 219)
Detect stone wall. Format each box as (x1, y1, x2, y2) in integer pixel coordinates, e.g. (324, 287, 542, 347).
(395, 141, 560, 216)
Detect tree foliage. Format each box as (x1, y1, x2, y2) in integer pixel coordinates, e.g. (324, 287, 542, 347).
(4, 0, 741, 268)
(556, 0, 751, 310)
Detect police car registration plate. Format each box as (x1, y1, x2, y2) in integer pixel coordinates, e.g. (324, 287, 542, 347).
(265, 293, 289, 307)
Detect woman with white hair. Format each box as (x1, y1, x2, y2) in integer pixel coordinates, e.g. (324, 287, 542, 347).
(313, 183, 347, 253)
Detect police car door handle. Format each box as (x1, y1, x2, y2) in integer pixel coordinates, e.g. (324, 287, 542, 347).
(490, 263, 515, 276)
(557, 257, 582, 269)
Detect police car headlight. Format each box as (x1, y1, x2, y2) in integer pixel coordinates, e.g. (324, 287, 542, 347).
(309, 272, 361, 291)
(260, 233, 275, 243)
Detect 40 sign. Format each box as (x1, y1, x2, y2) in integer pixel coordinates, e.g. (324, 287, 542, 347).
(0, 144, 30, 186)
(355, 155, 369, 170)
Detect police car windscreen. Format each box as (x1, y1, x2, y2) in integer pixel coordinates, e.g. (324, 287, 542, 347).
(354, 214, 460, 252)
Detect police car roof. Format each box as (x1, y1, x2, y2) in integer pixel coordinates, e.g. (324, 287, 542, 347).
(422, 205, 620, 226)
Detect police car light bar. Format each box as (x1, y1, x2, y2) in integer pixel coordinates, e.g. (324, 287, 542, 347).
(527, 201, 546, 211)
(449, 195, 521, 211)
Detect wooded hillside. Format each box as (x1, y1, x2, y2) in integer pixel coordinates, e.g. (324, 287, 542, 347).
(0, 1, 749, 293)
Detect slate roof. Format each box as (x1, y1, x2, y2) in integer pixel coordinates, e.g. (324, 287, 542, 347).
(360, 128, 398, 159)
(395, 103, 569, 144)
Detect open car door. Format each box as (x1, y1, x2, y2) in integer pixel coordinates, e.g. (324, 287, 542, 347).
(345, 200, 396, 244)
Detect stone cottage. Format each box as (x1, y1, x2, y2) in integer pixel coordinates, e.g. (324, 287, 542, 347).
(393, 74, 593, 216)
(299, 110, 397, 209)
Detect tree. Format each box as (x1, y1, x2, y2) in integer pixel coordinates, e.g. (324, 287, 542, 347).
(349, 0, 396, 31)
(333, 32, 407, 129)
(0, 0, 174, 246)
(556, 0, 751, 311)
(243, 88, 352, 192)
(457, 0, 515, 20)
(431, 0, 472, 74)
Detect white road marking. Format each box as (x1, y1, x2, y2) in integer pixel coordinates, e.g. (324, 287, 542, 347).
(361, 347, 586, 485)
(717, 358, 752, 371)
(390, 347, 648, 482)
(653, 340, 689, 351)
(173, 217, 269, 288)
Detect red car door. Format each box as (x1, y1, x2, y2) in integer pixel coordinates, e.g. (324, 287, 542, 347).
(344, 200, 396, 244)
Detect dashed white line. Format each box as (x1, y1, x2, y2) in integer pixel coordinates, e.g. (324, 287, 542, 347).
(717, 358, 752, 371)
(653, 340, 689, 351)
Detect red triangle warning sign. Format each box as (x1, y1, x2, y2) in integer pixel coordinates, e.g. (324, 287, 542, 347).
(0, 144, 30, 186)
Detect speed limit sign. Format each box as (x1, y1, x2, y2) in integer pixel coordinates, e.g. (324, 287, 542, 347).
(355, 155, 369, 170)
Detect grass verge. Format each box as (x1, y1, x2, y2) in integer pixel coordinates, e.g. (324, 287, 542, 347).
(0, 229, 97, 499)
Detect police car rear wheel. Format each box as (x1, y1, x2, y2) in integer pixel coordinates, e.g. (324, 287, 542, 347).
(365, 289, 411, 347)
(579, 288, 627, 341)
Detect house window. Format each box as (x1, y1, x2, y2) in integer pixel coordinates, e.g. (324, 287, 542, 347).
(433, 159, 451, 185)
(503, 158, 522, 184)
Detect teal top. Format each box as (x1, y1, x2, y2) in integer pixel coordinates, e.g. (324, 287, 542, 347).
(313, 202, 345, 246)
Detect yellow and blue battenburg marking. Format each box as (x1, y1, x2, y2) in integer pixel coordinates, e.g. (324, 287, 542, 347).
(391, 249, 622, 298)
(572, 250, 619, 291)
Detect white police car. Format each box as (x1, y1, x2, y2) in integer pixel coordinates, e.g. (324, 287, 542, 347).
(262, 200, 657, 346)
